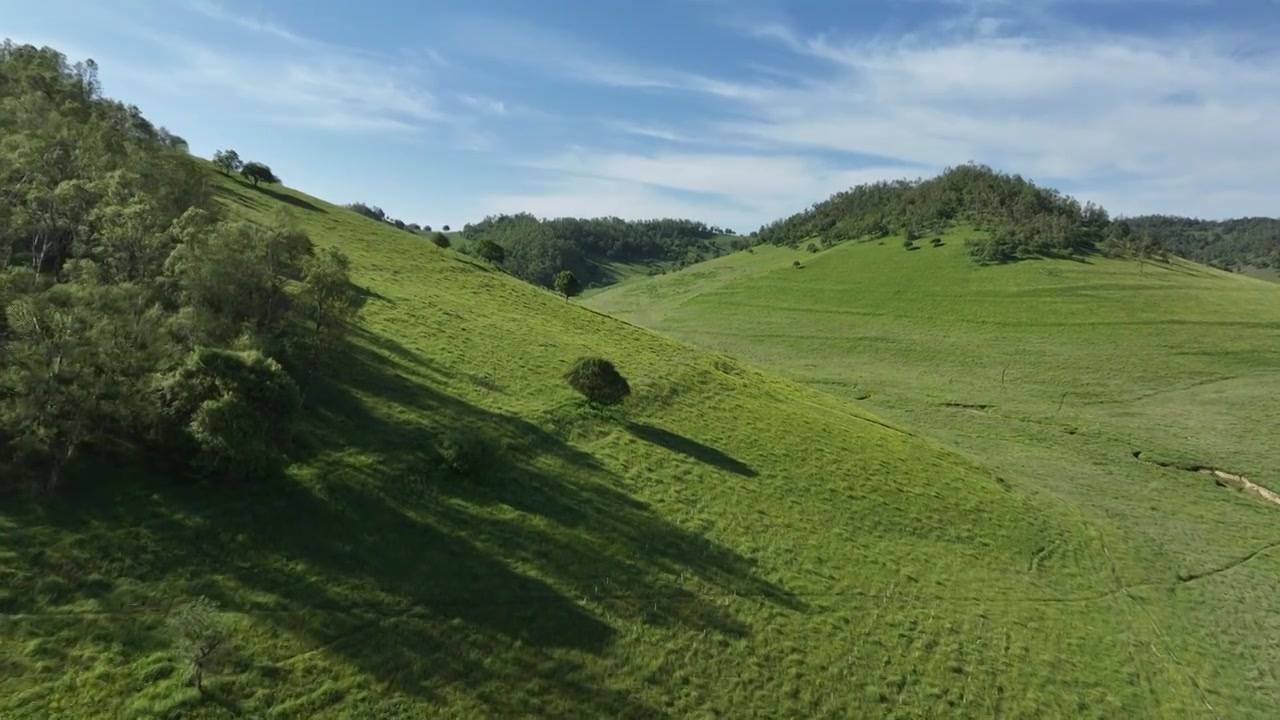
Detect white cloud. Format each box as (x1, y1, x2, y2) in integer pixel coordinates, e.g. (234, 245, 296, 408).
(686, 18, 1280, 219)
(495, 149, 924, 228)
(459, 93, 507, 115)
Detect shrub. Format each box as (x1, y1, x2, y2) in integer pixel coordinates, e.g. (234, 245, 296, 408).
(806, 242, 819, 253)
(167, 596, 227, 692)
(434, 431, 483, 474)
(902, 238, 915, 249)
(155, 349, 301, 482)
(565, 357, 630, 406)
(792, 260, 802, 268)
(432, 232, 450, 249)
(904, 227, 921, 242)
(475, 238, 505, 263)
(930, 237, 943, 246)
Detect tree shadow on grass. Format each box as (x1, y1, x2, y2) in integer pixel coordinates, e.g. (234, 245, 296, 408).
(2, 331, 802, 717)
(625, 422, 759, 479)
(255, 184, 324, 213)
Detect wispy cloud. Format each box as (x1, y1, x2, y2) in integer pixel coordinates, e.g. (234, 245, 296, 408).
(116, 1, 493, 138)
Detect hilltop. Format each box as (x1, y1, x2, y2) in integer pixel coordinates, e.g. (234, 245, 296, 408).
(587, 228, 1280, 717)
(0, 42, 1221, 719)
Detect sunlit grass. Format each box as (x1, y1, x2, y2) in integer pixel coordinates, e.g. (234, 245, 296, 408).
(589, 231, 1280, 717)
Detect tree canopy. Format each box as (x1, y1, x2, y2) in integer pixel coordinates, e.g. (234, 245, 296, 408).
(241, 161, 280, 187)
(0, 42, 360, 495)
(463, 213, 720, 288)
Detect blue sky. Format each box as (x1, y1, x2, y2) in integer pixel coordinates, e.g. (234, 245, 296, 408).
(4, 0, 1279, 229)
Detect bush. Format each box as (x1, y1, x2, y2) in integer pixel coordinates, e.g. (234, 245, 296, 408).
(475, 238, 505, 263)
(155, 349, 301, 481)
(902, 238, 915, 249)
(167, 596, 227, 692)
(432, 232, 450, 249)
(565, 357, 630, 406)
(792, 260, 802, 268)
(806, 242, 819, 253)
(434, 431, 483, 474)
(930, 237, 943, 246)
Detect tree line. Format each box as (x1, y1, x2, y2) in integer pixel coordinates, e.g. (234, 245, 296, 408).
(0, 42, 362, 496)
(1124, 215, 1280, 272)
(461, 213, 722, 287)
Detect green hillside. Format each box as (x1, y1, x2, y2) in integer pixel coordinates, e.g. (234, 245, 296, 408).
(1, 170, 1209, 718)
(5, 40, 1277, 719)
(588, 230, 1280, 717)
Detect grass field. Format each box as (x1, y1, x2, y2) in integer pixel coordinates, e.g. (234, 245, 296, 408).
(588, 232, 1280, 717)
(3, 175, 1275, 718)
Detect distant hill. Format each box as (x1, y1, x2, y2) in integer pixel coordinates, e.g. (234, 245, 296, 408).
(1126, 215, 1280, 275)
(753, 163, 1113, 264)
(460, 213, 744, 289)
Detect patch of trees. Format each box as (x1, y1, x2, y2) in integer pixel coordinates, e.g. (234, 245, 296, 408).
(0, 43, 362, 496)
(462, 213, 719, 288)
(1125, 216, 1280, 271)
(754, 163, 1114, 264)
(342, 202, 421, 234)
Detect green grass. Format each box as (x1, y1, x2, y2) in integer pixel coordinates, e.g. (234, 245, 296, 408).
(2, 176, 1269, 718)
(588, 231, 1280, 717)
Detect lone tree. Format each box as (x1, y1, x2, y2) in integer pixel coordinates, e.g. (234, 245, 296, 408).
(240, 161, 280, 187)
(475, 238, 505, 264)
(432, 232, 451, 249)
(566, 357, 630, 406)
(212, 149, 242, 176)
(167, 596, 228, 693)
(554, 270, 582, 301)
(442, 224, 451, 232)
(423, 225, 432, 232)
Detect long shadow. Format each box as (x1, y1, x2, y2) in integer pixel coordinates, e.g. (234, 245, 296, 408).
(1, 330, 804, 716)
(255, 184, 325, 213)
(626, 422, 759, 479)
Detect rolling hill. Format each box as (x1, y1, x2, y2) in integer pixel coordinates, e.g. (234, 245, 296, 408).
(2, 169, 1244, 718)
(587, 228, 1280, 718)
(0, 169, 1203, 717)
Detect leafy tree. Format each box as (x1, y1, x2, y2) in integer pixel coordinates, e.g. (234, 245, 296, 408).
(806, 242, 819, 253)
(391, 218, 406, 230)
(423, 225, 432, 232)
(289, 248, 362, 380)
(164, 214, 311, 347)
(565, 357, 630, 406)
(167, 596, 227, 693)
(240, 161, 279, 187)
(474, 238, 505, 264)
(792, 260, 802, 268)
(407, 223, 420, 232)
(212, 149, 242, 176)
(553, 270, 582, 301)
(156, 348, 301, 481)
(1, 282, 169, 495)
(431, 232, 450, 249)
(345, 202, 386, 222)
(442, 224, 451, 232)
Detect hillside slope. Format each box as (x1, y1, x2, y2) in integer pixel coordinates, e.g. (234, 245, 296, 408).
(588, 230, 1280, 717)
(0, 174, 1220, 718)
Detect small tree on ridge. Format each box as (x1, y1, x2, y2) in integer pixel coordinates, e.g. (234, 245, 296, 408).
(241, 161, 280, 187)
(212, 149, 242, 176)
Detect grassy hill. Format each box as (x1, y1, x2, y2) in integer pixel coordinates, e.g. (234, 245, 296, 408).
(588, 230, 1280, 718)
(0, 173, 1236, 718)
